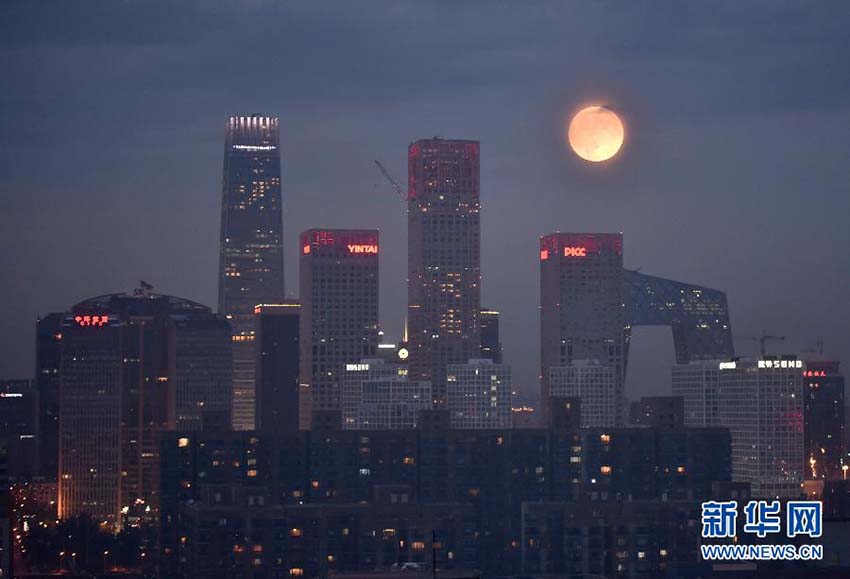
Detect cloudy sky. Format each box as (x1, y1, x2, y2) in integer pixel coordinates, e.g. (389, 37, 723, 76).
(1, 1, 849, 400)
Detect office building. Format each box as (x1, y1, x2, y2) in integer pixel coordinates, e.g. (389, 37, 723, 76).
(341, 359, 431, 430)
(218, 114, 285, 431)
(624, 270, 734, 365)
(299, 229, 380, 429)
(57, 290, 231, 526)
(0, 379, 37, 481)
(446, 359, 511, 429)
(549, 362, 617, 428)
(36, 312, 63, 480)
(255, 302, 300, 434)
(408, 138, 481, 405)
(673, 357, 804, 498)
(540, 232, 625, 424)
(479, 308, 502, 363)
(803, 360, 845, 480)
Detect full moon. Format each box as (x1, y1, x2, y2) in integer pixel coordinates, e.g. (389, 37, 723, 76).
(567, 106, 625, 162)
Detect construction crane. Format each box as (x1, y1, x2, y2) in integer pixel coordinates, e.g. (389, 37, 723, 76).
(374, 160, 407, 203)
(745, 330, 786, 357)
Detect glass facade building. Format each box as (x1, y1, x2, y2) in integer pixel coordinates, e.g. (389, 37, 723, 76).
(540, 233, 625, 425)
(540, 233, 735, 426)
(446, 359, 512, 429)
(673, 358, 804, 498)
(624, 270, 734, 365)
(479, 308, 503, 363)
(255, 302, 301, 434)
(341, 359, 431, 430)
(408, 138, 481, 406)
(299, 229, 380, 429)
(218, 114, 285, 431)
(802, 360, 845, 480)
(549, 362, 617, 428)
(57, 291, 231, 527)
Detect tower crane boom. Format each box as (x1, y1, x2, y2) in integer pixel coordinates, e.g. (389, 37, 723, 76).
(374, 160, 407, 203)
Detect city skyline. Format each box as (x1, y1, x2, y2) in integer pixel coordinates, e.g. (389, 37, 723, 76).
(3, 3, 850, 576)
(2, 2, 849, 402)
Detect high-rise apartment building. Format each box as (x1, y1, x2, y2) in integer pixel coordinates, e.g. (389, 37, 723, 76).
(299, 229, 380, 429)
(408, 138, 481, 405)
(57, 291, 231, 527)
(540, 233, 625, 425)
(446, 359, 512, 429)
(218, 114, 285, 431)
(341, 359, 431, 430)
(673, 357, 804, 498)
(479, 308, 502, 363)
(255, 302, 300, 434)
(549, 362, 617, 428)
(803, 360, 845, 480)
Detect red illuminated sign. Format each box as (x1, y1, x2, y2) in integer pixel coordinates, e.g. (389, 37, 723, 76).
(540, 249, 549, 261)
(804, 370, 827, 377)
(347, 244, 378, 254)
(302, 244, 311, 254)
(74, 314, 110, 327)
(564, 246, 587, 257)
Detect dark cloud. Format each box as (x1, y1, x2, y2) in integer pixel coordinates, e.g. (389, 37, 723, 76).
(1, 1, 849, 400)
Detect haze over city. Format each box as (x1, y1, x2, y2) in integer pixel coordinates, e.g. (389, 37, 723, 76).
(2, 0, 849, 402)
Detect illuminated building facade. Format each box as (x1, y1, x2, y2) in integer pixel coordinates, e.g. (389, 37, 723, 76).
(255, 302, 301, 434)
(299, 229, 380, 429)
(673, 357, 804, 498)
(218, 114, 285, 431)
(540, 232, 735, 425)
(540, 233, 625, 425)
(341, 359, 431, 430)
(624, 270, 734, 365)
(408, 138, 481, 405)
(549, 362, 617, 428)
(479, 308, 502, 363)
(446, 359, 512, 429)
(57, 291, 231, 526)
(802, 360, 845, 480)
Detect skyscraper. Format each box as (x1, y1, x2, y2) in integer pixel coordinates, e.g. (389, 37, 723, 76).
(673, 357, 804, 498)
(255, 302, 301, 434)
(36, 312, 63, 480)
(540, 233, 625, 425)
(218, 114, 285, 431)
(57, 290, 231, 527)
(408, 138, 481, 405)
(0, 379, 37, 481)
(802, 360, 845, 480)
(299, 229, 380, 429)
(479, 308, 503, 363)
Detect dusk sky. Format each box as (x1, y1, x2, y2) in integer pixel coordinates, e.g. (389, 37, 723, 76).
(2, 1, 849, 400)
